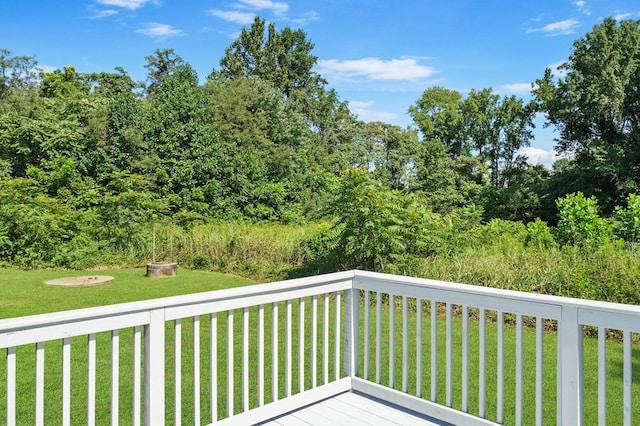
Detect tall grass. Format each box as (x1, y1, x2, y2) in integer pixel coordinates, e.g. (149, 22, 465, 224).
(149, 222, 319, 280)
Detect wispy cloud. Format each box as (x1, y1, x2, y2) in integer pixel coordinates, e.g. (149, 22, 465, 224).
(95, 0, 152, 9)
(614, 12, 634, 21)
(208, 9, 256, 25)
(528, 19, 580, 36)
(237, 0, 288, 15)
(317, 57, 437, 81)
(87, 6, 118, 19)
(349, 100, 398, 123)
(499, 82, 534, 95)
(136, 23, 183, 38)
(573, 0, 591, 15)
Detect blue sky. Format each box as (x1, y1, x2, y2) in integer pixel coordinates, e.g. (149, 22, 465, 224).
(2, 0, 639, 166)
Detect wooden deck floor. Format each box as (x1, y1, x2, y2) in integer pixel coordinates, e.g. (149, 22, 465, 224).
(258, 391, 453, 426)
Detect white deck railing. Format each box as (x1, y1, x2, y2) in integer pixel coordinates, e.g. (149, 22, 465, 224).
(1, 270, 640, 425)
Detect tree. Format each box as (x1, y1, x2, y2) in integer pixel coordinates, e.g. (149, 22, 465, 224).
(534, 18, 640, 211)
(409, 86, 466, 156)
(39, 66, 90, 99)
(0, 49, 39, 100)
(144, 48, 184, 95)
(366, 122, 418, 191)
(217, 17, 325, 100)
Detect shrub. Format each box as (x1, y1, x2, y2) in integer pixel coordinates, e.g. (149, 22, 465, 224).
(555, 192, 612, 248)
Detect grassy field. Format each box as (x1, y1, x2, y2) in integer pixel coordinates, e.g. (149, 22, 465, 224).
(1, 268, 639, 424)
(0, 267, 255, 319)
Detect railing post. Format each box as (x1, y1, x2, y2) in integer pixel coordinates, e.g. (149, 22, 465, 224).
(343, 281, 359, 378)
(559, 306, 583, 426)
(145, 308, 165, 426)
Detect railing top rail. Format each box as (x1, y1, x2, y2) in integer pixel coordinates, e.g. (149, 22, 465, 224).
(353, 270, 640, 317)
(0, 270, 355, 333)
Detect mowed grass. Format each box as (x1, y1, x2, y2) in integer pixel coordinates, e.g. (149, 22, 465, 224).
(1, 269, 640, 424)
(0, 267, 255, 319)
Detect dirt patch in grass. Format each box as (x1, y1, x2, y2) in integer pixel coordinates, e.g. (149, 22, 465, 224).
(45, 275, 114, 286)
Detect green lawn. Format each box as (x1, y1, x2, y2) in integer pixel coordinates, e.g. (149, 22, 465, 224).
(0, 267, 255, 319)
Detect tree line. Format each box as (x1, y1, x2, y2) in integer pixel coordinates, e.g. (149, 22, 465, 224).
(1, 16, 640, 268)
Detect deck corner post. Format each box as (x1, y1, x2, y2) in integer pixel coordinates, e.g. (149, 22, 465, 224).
(559, 305, 583, 426)
(144, 308, 166, 426)
(343, 279, 359, 378)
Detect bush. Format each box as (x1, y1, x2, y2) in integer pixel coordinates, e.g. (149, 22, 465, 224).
(555, 192, 612, 248)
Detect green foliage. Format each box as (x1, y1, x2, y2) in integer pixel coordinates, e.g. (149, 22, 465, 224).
(555, 192, 612, 248)
(321, 169, 442, 273)
(613, 193, 640, 244)
(525, 218, 556, 250)
(534, 18, 640, 212)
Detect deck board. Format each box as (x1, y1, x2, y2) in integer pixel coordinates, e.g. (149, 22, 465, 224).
(258, 391, 452, 426)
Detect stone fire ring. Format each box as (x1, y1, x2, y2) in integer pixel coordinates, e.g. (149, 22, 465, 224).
(45, 275, 115, 286)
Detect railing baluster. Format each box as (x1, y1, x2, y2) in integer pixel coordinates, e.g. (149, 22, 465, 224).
(193, 315, 201, 425)
(174, 319, 182, 426)
(376, 291, 382, 384)
(298, 298, 305, 393)
(323, 295, 328, 385)
(536, 317, 543, 426)
(479, 308, 486, 418)
(112, 330, 120, 426)
(389, 293, 395, 389)
(623, 330, 632, 426)
(497, 311, 504, 424)
(311, 296, 317, 388)
(133, 326, 142, 426)
(416, 298, 423, 398)
(35, 341, 44, 426)
(352, 289, 360, 378)
(335, 291, 341, 381)
(446, 303, 452, 407)
(516, 314, 523, 426)
(364, 290, 370, 381)
(242, 308, 249, 412)
(62, 337, 71, 426)
(402, 296, 408, 393)
(210, 313, 217, 423)
(286, 299, 292, 397)
(6, 346, 16, 426)
(87, 333, 96, 426)
(258, 304, 265, 405)
(226, 310, 234, 417)
(431, 300, 437, 402)
(462, 305, 469, 412)
(598, 326, 606, 426)
(272, 303, 279, 401)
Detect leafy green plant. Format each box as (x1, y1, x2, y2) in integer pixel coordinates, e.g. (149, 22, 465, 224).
(525, 218, 556, 250)
(555, 192, 612, 248)
(613, 193, 640, 244)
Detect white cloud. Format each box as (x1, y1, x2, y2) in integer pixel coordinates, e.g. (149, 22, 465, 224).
(521, 147, 561, 168)
(499, 82, 534, 95)
(95, 0, 151, 9)
(317, 57, 437, 81)
(528, 19, 580, 36)
(136, 23, 183, 37)
(90, 9, 118, 18)
(614, 12, 633, 21)
(548, 60, 568, 78)
(208, 9, 256, 25)
(237, 0, 288, 15)
(349, 100, 398, 123)
(573, 0, 591, 15)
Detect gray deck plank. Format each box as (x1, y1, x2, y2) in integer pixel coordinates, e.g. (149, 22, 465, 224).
(258, 391, 448, 426)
